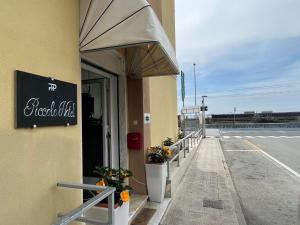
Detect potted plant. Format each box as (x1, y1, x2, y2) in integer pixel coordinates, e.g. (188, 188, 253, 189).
(163, 137, 178, 157)
(145, 146, 171, 202)
(84, 167, 132, 225)
(177, 131, 184, 140)
(162, 137, 174, 147)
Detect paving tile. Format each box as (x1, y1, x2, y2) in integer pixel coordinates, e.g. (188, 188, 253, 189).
(160, 138, 242, 225)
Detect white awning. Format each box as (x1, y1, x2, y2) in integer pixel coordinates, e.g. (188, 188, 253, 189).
(80, 0, 179, 77)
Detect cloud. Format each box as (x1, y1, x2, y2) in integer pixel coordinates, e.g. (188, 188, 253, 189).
(175, 0, 300, 114)
(176, 0, 300, 65)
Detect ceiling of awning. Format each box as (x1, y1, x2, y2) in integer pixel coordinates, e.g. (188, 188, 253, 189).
(80, 0, 179, 78)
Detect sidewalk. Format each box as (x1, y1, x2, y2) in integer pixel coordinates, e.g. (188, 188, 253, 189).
(159, 137, 246, 225)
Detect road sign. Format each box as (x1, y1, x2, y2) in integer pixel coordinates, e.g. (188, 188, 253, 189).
(201, 106, 208, 111)
(181, 106, 201, 114)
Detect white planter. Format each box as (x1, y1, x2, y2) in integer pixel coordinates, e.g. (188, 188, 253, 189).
(145, 163, 167, 203)
(84, 201, 129, 225)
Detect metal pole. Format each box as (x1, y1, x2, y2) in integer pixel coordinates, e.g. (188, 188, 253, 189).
(193, 63, 196, 106)
(167, 159, 170, 180)
(202, 96, 207, 138)
(183, 141, 186, 158)
(234, 107, 236, 126)
(204, 110, 206, 138)
(108, 190, 114, 225)
(298, 195, 300, 225)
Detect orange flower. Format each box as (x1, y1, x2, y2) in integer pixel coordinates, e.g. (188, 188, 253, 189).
(96, 180, 106, 186)
(96, 180, 105, 193)
(120, 191, 129, 202)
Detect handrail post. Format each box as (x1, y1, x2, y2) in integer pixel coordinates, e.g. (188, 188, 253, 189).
(183, 141, 186, 158)
(177, 148, 180, 167)
(298, 195, 300, 225)
(193, 133, 195, 147)
(167, 159, 170, 180)
(108, 191, 114, 225)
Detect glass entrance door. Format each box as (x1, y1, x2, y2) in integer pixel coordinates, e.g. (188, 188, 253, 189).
(81, 65, 119, 201)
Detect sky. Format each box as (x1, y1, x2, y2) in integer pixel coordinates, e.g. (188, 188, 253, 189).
(175, 0, 300, 115)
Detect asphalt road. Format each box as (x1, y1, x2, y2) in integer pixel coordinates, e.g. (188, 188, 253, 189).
(214, 128, 300, 225)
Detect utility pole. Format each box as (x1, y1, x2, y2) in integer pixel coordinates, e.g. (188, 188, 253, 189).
(233, 107, 236, 126)
(193, 63, 196, 105)
(202, 96, 207, 138)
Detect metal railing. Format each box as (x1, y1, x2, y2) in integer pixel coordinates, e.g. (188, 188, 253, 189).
(298, 195, 300, 225)
(52, 182, 115, 225)
(167, 129, 203, 180)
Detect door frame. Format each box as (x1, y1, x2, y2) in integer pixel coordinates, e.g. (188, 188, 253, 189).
(81, 61, 120, 170)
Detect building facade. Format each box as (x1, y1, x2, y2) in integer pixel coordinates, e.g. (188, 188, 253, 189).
(0, 0, 178, 224)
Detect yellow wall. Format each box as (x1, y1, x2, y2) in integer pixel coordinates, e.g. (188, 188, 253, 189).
(0, 1, 82, 225)
(149, 0, 178, 145)
(149, 76, 178, 145)
(161, 0, 176, 48)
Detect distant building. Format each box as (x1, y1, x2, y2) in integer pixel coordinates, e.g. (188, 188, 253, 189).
(210, 111, 300, 124)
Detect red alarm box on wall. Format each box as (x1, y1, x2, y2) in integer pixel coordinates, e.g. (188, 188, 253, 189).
(127, 132, 142, 150)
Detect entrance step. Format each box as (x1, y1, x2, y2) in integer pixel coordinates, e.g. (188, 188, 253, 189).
(130, 197, 171, 225)
(129, 194, 148, 224)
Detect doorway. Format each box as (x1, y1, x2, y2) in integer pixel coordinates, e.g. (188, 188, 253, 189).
(81, 64, 119, 200)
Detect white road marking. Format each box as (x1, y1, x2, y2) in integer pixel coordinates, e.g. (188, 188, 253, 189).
(224, 149, 259, 152)
(221, 135, 300, 139)
(245, 140, 300, 179)
(260, 151, 300, 179)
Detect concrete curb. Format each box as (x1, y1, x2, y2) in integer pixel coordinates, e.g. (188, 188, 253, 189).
(218, 139, 248, 225)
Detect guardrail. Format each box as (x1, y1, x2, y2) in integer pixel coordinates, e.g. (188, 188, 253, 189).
(206, 122, 300, 129)
(52, 182, 115, 225)
(167, 129, 203, 180)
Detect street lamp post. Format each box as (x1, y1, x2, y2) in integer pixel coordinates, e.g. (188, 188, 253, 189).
(202, 95, 207, 138)
(234, 107, 236, 126)
(193, 63, 196, 106)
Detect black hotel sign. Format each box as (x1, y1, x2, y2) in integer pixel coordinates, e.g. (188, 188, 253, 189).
(16, 70, 77, 128)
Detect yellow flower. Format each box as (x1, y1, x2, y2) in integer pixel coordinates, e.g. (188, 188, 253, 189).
(96, 180, 105, 193)
(120, 191, 129, 202)
(165, 149, 171, 157)
(163, 146, 169, 151)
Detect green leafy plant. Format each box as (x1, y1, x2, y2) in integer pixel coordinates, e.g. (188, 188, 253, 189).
(162, 137, 174, 146)
(147, 146, 172, 163)
(177, 131, 184, 140)
(93, 166, 133, 206)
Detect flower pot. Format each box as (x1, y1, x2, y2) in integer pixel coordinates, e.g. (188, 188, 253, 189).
(84, 201, 129, 225)
(145, 162, 167, 203)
